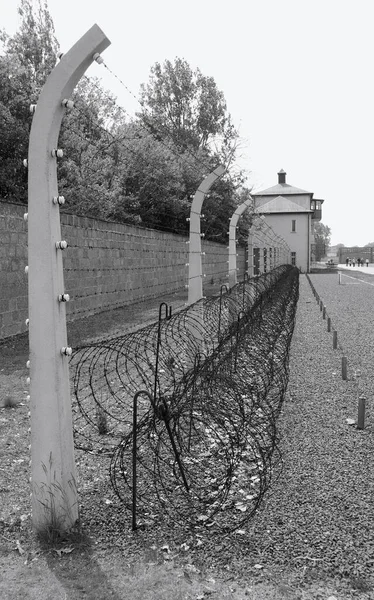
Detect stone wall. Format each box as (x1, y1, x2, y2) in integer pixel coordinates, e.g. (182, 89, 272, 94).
(0, 201, 246, 340)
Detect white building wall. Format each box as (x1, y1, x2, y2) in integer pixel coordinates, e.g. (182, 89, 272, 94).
(260, 213, 310, 272)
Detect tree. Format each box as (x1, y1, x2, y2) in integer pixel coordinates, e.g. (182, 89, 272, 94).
(0, 0, 59, 201)
(138, 58, 238, 158)
(313, 222, 331, 260)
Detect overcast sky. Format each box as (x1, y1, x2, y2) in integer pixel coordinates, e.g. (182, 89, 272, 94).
(2, 0, 373, 246)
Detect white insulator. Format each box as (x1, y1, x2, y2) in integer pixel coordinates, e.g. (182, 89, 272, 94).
(26, 377, 30, 385)
(24, 265, 29, 274)
(61, 99, 74, 109)
(25, 318, 29, 327)
(26, 360, 30, 369)
(23, 159, 28, 168)
(58, 293, 70, 302)
(56, 240, 68, 250)
(186, 217, 190, 222)
(184, 284, 189, 288)
(200, 233, 205, 238)
(23, 213, 28, 221)
(51, 148, 64, 158)
(29, 104, 37, 114)
(185, 241, 190, 244)
(201, 214, 205, 218)
(61, 347, 73, 356)
(201, 252, 206, 256)
(185, 263, 189, 267)
(93, 52, 104, 64)
(26, 395, 30, 401)
(57, 51, 64, 60)
(52, 196, 65, 205)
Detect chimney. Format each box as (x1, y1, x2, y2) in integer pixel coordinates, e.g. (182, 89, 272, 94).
(278, 169, 286, 184)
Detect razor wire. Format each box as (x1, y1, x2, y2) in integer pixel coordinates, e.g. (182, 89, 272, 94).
(70, 264, 299, 533)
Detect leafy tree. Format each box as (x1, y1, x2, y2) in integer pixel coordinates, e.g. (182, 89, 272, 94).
(313, 222, 331, 260)
(0, 0, 58, 201)
(138, 58, 238, 157)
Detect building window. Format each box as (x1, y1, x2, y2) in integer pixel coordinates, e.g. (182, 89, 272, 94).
(291, 219, 296, 232)
(291, 251, 296, 266)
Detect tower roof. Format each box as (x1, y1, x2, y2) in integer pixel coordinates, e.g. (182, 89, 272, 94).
(253, 169, 312, 196)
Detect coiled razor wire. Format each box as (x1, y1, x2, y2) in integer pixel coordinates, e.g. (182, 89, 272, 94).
(70, 265, 299, 532)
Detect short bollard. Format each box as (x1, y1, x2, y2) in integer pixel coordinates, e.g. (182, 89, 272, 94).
(322, 306, 326, 319)
(333, 330, 338, 349)
(338, 272, 341, 285)
(342, 356, 347, 380)
(320, 300, 323, 311)
(357, 396, 366, 430)
(327, 317, 331, 332)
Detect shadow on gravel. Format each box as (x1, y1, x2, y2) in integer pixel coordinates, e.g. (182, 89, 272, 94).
(44, 536, 122, 600)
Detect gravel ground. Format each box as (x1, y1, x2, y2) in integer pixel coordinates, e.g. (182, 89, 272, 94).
(2, 272, 374, 599)
(224, 273, 374, 595)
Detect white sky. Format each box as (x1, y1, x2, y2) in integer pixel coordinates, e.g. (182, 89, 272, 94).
(2, 0, 373, 246)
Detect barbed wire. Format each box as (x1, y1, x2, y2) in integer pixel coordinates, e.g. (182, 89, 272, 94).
(70, 265, 299, 533)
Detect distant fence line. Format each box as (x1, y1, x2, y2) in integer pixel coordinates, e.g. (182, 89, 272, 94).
(0, 200, 246, 340)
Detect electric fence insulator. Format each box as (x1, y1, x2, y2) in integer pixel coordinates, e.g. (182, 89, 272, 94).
(52, 196, 65, 205)
(51, 148, 64, 158)
(24, 266, 29, 274)
(93, 53, 104, 64)
(29, 104, 37, 114)
(26, 360, 30, 369)
(23, 159, 28, 168)
(58, 294, 70, 302)
(186, 218, 190, 222)
(57, 51, 64, 60)
(60, 347, 72, 356)
(25, 319, 29, 327)
(24, 213, 28, 221)
(55, 240, 68, 250)
(61, 99, 74, 109)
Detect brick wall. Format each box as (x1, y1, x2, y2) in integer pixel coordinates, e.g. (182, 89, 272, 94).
(0, 201, 246, 340)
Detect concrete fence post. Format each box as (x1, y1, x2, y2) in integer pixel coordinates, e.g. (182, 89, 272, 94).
(188, 165, 225, 304)
(228, 196, 253, 288)
(27, 25, 110, 533)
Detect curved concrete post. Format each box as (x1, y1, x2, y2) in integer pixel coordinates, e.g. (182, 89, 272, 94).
(247, 228, 254, 277)
(228, 196, 253, 288)
(188, 165, 225, 304)
(27, 25, 111, 532)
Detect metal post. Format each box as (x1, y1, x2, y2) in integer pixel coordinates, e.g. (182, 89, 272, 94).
(27, 25, 111, 533)
(342, 356, 348, 380)
(333, 330, 338, 349)
(188, 166, 225, 304)
(228, 196, 253, 288)
(247, 228, 254, 278)
(357, 396, 366, 430)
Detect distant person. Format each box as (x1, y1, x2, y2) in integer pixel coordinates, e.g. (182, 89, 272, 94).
(352, 258, 356, 267)
(366, 258, 369, 267)
(357, 258, 361, 267)
(345, 257, 349, 266)
(349, 259, 352, 266)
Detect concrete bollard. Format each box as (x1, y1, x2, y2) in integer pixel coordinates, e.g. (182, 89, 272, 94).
(327, 317, 331, 332)
(333, 330, 338, 349)
(338, 272, 341, 285)
(357, 396, 366, 430)
(323, 306, 326, 319)
(320, 300, 323, 311)
(342, 356, 347, 380)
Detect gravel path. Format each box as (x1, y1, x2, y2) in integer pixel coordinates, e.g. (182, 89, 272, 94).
(221, 273, 374, 596)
